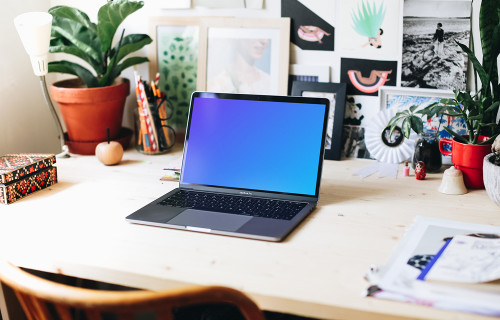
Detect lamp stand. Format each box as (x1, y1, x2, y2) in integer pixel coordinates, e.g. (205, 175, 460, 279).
(39, 76, 69, 158)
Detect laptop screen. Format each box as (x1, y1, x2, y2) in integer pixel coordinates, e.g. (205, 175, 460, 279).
(180, 92, 329, 197)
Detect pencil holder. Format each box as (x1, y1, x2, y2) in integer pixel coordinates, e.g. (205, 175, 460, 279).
(134, 99, 176, 154)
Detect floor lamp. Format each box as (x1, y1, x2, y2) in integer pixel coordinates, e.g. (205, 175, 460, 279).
(14, 12, 69, 158)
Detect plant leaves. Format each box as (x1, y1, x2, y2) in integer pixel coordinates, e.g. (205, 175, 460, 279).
(49, 6, 96, 33)
(113, 34, 152, 63)
(99, 56, 149, 87)
(49, 44, 103, 75)
(48, 61, 99, 88)
(410, 115, 423, 135)
(479, 0, 500, 95)
(97, 0, 144, 52)
(50, 24, 101, 63)
(402, 118, 411, 139)
(456, 41, 490, 95)
(478, 134, 499, 145)
(443, 126, 469, 144)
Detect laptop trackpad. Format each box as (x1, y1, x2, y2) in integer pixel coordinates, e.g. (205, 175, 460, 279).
(168, 209, 252, 232)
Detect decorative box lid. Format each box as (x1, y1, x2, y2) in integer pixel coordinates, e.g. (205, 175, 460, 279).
(0, 154, 56, 184)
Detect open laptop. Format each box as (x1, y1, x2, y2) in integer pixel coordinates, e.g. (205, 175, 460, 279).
(126, 91, 329, 242)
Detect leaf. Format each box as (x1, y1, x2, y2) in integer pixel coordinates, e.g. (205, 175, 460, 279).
(99, 56, 149, 87)
(410, 115, 423, 135)
(49, 6, 96, 33)
(479, 0, 500, 94)
(113, 34, 152, 63)
(402, 118, 411, 139)
(51, 24, 101, 63)
(97, 0, 144, 52)
(456, 41, 489, 88)
(478, 134, 499, 145)
(485, 101, 500, 113)
(443, 126, 469, 144)
(48, 61, 99, 88)
(468, 114, 485, 121)
(49, 44, 103, 75)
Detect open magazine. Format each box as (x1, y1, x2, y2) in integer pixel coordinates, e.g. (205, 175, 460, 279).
(364, 216, 500, 316)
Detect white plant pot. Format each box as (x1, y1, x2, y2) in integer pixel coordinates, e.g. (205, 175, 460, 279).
(483, 153, 500, 207)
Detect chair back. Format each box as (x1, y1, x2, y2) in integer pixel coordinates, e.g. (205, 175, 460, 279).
(0, 260, 265, 320)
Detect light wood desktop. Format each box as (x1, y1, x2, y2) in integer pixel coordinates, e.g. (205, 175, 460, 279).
(1, 146, 499, 320)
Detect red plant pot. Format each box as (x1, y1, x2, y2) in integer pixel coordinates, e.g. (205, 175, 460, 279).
(439, 135, 492, 189)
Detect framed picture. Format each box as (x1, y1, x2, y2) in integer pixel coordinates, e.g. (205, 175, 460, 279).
(379, 86, 468, 163)
(148, 17, 202, 131)
(288, 64, 330, 94)
(291, 81, 346, 160)
(197, 17, 290, 95)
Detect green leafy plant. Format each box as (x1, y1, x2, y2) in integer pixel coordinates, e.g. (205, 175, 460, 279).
(48, 0, 152, 88)
(387, 104, 443, 139)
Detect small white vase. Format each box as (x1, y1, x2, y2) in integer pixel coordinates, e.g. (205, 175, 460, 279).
(483, 153, 500, 207)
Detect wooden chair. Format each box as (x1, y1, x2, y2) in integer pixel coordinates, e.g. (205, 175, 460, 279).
(0, 260, 265, 320)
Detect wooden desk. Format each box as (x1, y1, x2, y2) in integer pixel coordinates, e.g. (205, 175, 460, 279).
(1, 147, 499, 320)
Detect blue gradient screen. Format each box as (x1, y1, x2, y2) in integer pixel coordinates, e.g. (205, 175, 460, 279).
(181, 96, 326, 196)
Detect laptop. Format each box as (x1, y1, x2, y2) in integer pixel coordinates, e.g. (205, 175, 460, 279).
(126, 91, 330, 242)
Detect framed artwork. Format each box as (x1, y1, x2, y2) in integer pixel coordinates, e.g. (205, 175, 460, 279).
(291, 81, 346, 161)
(197, 17, 291, 95)
(338, 0, 401, 55)
(281, 0, 335, 51)
(340, 58, 398, 96)
(379, 86, 468, 163)
(288, 64, 330, 94)
(402, 0, 471, 90)
(148, 17, 202, 131)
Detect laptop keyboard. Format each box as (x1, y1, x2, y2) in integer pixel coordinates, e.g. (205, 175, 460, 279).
(159, 190, 307, 220)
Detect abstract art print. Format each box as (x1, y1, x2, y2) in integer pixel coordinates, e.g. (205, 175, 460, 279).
(338, 0, 401, 55)
(402, 0, 471, 90)
(281, 0, 335, 51)
(340, 58, 397, 96)
(149, 17, 201, 131)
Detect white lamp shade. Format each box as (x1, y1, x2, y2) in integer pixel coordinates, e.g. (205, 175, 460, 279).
(14, 12, 53, 76)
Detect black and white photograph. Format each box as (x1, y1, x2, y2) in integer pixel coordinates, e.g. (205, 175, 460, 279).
(401, 0, 471, 90)
(342, 125, 371, 160)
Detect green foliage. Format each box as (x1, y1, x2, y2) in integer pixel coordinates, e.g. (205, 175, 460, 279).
(48, 0, 152, 88)
(479, 0, 500, 99)
(351, 0, 386, 38)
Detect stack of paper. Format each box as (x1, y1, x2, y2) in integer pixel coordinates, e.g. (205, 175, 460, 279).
(365, 217, 500, 316)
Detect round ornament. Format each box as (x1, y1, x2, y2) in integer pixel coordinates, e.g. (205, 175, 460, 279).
(365, 109, 416, 163)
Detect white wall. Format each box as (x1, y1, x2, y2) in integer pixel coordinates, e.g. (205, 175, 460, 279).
(1, 0, 58, 154)
(0, 0, 484, 154)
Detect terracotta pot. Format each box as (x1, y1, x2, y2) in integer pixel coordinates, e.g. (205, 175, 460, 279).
(439, 135, 491, 189)
(50, 78, 130, 143)
(483, 153, 500, 206)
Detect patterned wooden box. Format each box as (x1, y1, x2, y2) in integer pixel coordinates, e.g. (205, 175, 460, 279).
(0, 154, 57, 204)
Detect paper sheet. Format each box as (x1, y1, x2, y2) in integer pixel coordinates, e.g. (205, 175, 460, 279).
(353, 162, 399, 179)
(425, 235, 500, 283)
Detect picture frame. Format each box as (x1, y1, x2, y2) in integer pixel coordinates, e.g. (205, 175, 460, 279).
(197, 17, 291, 95)
(148, 16, 202, 131)
(291, 81, 347, 161)
(379, 86, 468, 163)
(288, 64, 330, 95)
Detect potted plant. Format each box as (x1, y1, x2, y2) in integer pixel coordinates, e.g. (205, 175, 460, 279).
(48, 0, 152, 154)
(483, 135, 500, 206)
